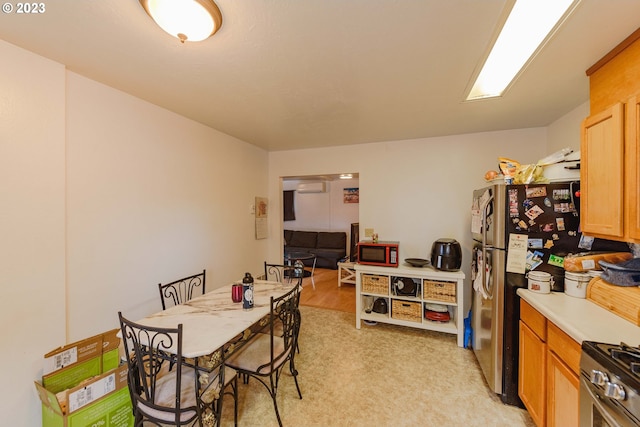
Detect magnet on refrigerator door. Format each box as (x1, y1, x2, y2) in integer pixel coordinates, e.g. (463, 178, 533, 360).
(548, 254, 564, 268)
(540, 223, 555, 232)
(525, 186, 547, 198)
(578, 235, 595, 250)
(528, 238, 543, 249)
(525, 205, 544, 220)
(526, 250, 544, 271)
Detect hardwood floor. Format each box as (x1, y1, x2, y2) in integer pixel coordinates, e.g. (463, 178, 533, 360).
(299, 267, 355, 313)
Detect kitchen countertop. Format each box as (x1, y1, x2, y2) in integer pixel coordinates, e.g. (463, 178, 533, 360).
(517, 288, 640, 345)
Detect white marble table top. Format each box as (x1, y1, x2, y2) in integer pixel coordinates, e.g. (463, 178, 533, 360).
(131, 280, 292, 358)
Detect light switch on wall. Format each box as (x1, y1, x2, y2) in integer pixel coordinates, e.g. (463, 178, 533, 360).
(250, 204, 255, 215)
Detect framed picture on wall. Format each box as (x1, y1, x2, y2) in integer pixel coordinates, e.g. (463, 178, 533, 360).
(255, 196, 268, 239)
(343, 188, 359, 204)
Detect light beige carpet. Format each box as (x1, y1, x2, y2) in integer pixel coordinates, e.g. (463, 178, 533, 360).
(218, 306, 535, 427)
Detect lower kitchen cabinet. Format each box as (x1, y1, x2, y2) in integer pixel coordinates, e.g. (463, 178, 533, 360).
(519, 302, 547, 427)
(547, 350, 579, 427)
(546, 322, 580, 427)
(519, 300, 580, 427)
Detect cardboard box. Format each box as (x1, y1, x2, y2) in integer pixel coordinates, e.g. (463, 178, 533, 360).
(35, 330, 133, 427)
(35, 364, 133, 427)
(42, 329, 121, 394)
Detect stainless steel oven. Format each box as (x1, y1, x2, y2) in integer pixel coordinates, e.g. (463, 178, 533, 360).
(580, 341, 640, 427)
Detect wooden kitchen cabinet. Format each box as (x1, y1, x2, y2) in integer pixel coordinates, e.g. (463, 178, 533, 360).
(546, 322, 580, 427)
(581, 29, 640, 243)
(625, 95, 640, 240)
(519, 300, 580, 427)
(547, 352, 579, 427)
(519, 301, 547, 427)
(581, 98, 640, 242)
(581, 103, 625, 238)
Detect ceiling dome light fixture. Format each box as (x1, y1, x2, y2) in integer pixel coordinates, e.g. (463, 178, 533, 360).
(139, 0, 223, 43)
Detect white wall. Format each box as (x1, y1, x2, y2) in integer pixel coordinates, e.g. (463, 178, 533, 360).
(268, 129, 549, 314)
(1, 43, 269, 427)
(0, 40, 66, 427)
(65, 72, 269, 338)
(282, 178, 359, 231)
(547, 101, 589, 154)
(268, 104, 588, 274)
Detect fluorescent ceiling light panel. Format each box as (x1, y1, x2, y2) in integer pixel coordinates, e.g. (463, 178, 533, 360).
(466, 0, 577, 100)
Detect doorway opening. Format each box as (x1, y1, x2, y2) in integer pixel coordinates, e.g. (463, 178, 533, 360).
(280, 173, 359, 312)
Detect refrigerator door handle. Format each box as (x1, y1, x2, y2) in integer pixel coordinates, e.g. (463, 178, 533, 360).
(481, 194, 494, 299)
(482, 246, 494, 298)
(481, 194, 493, 245)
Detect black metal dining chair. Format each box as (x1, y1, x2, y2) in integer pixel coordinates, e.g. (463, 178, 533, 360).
(263, 262, 304, 283)
(118, 312, 237, 427)
(224, 282, 302, 427)
(158, 270, 206, 310)
(263, 262, 303, 354)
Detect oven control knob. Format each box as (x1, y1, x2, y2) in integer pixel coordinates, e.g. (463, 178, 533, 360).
(590, 370, 609, 386)
(604, 382, 626, 401)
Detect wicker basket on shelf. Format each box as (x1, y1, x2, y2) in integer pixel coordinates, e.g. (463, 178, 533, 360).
(423, 280, 456, 303)
(391, 300, 421, 322)
(362, 274, 389, 295)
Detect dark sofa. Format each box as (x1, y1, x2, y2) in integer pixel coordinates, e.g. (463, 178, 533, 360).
(284, 229, 347, 270)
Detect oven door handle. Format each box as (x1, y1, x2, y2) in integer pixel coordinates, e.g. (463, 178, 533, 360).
(580, 376, 624, 427)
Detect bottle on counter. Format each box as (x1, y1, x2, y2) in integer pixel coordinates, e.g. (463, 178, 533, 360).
(242, 272, 254, 310)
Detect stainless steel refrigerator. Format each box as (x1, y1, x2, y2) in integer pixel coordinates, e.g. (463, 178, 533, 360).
(470, 181, 627, 406)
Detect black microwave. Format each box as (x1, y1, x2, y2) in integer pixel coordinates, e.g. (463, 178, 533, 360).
(357, 241, 399, 267)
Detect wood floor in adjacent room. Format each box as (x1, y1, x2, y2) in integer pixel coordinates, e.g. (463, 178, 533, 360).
(298, 267, 355, 313)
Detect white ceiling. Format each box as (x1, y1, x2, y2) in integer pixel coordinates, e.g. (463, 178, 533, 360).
(1, 1, 639, 151)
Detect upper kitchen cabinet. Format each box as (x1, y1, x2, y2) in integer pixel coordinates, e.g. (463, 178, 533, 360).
(581, 28, 640, 243)
(581, 103, 624, 238)
(627, 95, 640, 240)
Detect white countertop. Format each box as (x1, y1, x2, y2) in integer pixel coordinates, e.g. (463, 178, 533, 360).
(517, 288, 640, 345)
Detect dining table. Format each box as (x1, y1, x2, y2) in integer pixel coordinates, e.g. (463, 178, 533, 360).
(122, 280, 295, 365)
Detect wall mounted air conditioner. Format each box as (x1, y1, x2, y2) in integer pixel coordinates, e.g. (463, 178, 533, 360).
(296, 182, 327, 193)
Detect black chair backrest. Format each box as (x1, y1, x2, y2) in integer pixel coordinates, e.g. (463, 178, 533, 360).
(118, 312, 192, 425)
(261, 283, 301, 373)
(264, 262, 304, 283)
(158, 269, 206, 310)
